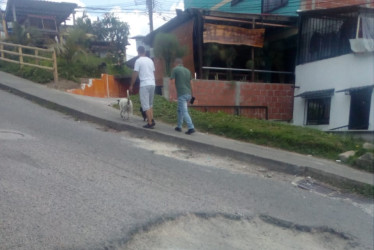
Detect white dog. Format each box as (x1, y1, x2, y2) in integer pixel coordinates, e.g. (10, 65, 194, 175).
(118, 90, 133, 120)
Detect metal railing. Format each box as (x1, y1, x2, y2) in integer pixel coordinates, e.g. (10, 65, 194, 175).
(191, 105, 268, 120)
(202, 66, 294, 82)
(0, 41, 58, 83)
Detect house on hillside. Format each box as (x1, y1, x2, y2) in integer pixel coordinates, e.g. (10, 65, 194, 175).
(293, 6, 374, 131)
(143, 8, 298, 85)
(4, 0, 77, 42)
(184, 0, 374, 14)
(135, 9, 298, 121)
(300, 0, 374, 11)
(184, 0, 299, 15)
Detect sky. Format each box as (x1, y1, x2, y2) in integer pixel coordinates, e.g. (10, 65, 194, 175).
(0, 0, 184, 58)
(74, 0, 185, 58)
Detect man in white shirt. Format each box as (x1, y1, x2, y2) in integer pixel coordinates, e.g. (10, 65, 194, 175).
(129, 46, 156, 129)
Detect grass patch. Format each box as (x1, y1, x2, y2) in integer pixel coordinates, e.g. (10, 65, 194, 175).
(130, 94, 371, 169)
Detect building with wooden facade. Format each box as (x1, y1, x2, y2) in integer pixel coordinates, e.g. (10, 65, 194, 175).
(3, 0, 77, 41)
(143, 8, 298, 85)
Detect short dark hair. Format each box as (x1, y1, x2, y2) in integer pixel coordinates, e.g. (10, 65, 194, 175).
(137, 46, 145, 54)
(175, 58, 183, 65)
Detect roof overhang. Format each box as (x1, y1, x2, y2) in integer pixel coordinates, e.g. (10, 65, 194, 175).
(336, 85, 374, 93)
(295, 88, 335, 98)
(5, 0, 77, 25)
(143, 8, 298, 45)
(297, 5, 373, 16)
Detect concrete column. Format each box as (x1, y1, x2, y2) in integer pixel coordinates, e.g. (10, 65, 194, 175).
(235, 81, 241, 106)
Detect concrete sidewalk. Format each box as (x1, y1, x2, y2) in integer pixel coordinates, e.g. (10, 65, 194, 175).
(0, 71, 373, 190)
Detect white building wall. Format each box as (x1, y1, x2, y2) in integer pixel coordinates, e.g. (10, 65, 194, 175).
(370, 91, 374, 130)
(293, 53, 374, 130)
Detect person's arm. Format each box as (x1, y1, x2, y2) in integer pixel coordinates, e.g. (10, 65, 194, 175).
(190, 80, 194, 96)
(189, 71, 194, 96)
(170, 68, 175, 86)
(129, 71, 138, 93)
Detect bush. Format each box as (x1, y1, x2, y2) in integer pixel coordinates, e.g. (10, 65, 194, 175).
(18, 66, 54, 83)
(0, 62, 53, 83)
(57, 53, 107, 82)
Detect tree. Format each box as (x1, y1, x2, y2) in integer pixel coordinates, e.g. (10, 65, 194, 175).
(153, 32, 187, 76)
(75, 12, 94, 34)
(92, 13, 130, 64)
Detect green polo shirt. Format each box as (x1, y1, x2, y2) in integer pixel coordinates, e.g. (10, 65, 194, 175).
(170, 65, 192, 97)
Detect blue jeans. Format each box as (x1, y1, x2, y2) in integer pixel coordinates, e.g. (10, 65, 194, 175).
(177, 94, 194, 129)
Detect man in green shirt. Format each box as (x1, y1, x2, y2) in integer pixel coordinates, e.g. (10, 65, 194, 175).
(170, 58, 195, 135)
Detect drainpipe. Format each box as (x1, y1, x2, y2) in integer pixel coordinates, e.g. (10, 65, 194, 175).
(251, 18, 255, 81)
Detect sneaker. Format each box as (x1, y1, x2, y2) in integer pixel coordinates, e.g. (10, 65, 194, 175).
(175, 127, 182, 132)
(151, 119, 156, 126)
(143, 123, 154, 129)
(185, 128, 195, 135)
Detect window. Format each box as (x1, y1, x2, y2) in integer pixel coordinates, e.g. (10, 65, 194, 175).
(262, 0, 288, 13)
(231, 0, 244, 6)
(306, 98, 331, 125)
(27, 15, 57, 32)
(42, 19, 57, 31)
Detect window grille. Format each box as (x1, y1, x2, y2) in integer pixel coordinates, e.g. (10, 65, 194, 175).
(306, 98, 331, 125)
(297, 9, 359, 64)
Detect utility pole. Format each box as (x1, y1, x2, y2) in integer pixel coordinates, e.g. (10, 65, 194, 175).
(146, 0, 153, 32)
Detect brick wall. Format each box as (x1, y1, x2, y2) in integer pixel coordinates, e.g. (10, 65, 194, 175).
(167, 79, 294, 121)
(301, 0, 374, 10)
(67, 74, 135, 98)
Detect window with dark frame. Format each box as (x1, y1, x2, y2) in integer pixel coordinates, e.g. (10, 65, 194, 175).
(306, 98, 331, 125)
(296, 8, 365, 65)
(231, 0, 244, 6)
(262, 0, 288, 13)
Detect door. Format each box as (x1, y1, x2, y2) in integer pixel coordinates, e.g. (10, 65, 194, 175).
(349, 88, 372, 130)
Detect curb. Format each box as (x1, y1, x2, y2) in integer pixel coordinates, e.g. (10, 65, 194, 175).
(1, 82, 372, 193)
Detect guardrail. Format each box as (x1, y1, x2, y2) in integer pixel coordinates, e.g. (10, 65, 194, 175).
(0, 41, 58, 83)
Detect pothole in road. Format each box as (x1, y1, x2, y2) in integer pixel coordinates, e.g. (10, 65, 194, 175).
(120, 214, 357, 250)
(125, 136, 374, 216)
(0, 130, 27, 140)
(125, 137, 287, 180)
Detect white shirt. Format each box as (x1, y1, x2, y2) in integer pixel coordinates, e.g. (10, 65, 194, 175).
(134, 56, 156, 87)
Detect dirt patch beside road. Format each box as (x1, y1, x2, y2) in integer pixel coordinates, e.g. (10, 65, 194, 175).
(46, 79, 81, 91)
(122, 214, 357, 250)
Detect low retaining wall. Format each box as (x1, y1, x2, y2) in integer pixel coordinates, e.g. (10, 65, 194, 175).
(167, 79, 294, 121)
(67, 74, 133, 98)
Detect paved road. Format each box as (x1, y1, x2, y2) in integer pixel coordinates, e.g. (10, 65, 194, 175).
(0, 89, 373, 249)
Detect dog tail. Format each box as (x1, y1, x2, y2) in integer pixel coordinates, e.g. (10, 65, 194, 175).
(127, 89, 130, 104)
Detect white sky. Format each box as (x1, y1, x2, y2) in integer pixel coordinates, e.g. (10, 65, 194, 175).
(78, 0, 185, 58)
(1, 0, 184, 58)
